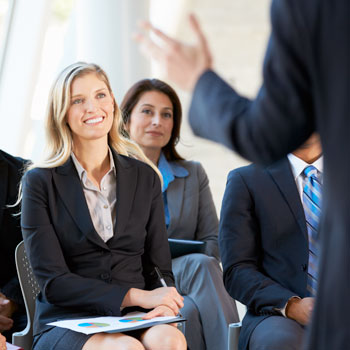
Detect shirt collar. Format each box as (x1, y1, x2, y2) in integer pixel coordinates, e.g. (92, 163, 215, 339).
(71, 147, 116, 182)
(158, 152, 188, 192)
(287, 153, 323, 181)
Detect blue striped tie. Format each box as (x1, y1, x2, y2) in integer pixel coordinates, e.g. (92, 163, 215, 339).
(303, 165, 322, 296)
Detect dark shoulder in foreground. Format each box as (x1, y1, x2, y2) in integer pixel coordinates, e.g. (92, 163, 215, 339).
(22, 166, 54, 187)
(0, 149, 29, 171)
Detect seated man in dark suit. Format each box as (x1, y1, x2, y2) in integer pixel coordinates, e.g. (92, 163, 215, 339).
(219, 134, 322, 350)
(0, 149, 28, 341)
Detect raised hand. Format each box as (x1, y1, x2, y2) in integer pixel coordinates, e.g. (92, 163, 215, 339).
(134, 14, 212, 91)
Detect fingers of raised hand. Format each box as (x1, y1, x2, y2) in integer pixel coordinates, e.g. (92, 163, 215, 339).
(139, 21, 177, 47)
(134, 21, 183, 63)
(189, 14, 204, 43)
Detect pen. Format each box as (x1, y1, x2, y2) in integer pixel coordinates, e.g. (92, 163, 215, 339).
(154, 266, 167, 287)
(154, 266, 183, 319)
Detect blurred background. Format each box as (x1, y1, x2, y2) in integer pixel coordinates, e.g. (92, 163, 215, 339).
(0, 0, 270, 214)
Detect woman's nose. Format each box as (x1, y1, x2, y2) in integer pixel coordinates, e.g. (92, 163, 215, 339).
(152, 114, 161, 125)
(85, 99, 97, 112)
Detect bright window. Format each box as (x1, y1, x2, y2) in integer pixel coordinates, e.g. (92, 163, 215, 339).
(0, 0, 13, 69)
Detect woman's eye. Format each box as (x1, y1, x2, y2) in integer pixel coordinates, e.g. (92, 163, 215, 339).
(142, 109, 152, 115)
(97, 93, 106, 99)
(72, 98, 83, 105)
(163, 112, 172, 119)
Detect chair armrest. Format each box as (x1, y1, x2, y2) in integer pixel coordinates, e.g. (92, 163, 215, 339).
(228, 322, 242, 350)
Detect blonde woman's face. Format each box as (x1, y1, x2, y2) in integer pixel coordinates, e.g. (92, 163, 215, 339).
(66, 73, 114, 144)
(127, 91, 174, 152)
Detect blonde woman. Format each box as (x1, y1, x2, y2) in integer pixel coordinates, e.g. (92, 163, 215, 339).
(20, 62, 186, 350)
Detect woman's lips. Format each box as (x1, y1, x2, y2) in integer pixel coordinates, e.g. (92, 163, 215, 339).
(84, 116, 104, 124)
(146, 131, 163, 136)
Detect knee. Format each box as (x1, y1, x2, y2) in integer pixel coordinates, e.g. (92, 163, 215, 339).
(187, 253, 218, 272)
(272, 327, 303, 350)
(122, 340, 145, 350)
(142, 325, 187, 350)
(159, 329, 187, 350)
(249, 321, 303, 350)
(83, 333, 145, 350)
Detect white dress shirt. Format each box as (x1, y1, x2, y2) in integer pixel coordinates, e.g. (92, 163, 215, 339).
(287, 153, 323, 201)
(71, 149, 117, 242)
(278, 153, 323, 316)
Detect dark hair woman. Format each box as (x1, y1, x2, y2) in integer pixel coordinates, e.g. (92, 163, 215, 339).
(121, 78, 239, 350)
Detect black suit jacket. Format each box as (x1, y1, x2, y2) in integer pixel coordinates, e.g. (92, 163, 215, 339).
(0, 150, 27, 305)
(219, 159, 309, 349)
(189, 1, 349, 348)
(21, 152, 174, 336)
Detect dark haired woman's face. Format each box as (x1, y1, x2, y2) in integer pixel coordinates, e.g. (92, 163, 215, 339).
(127, 91, 174, 152)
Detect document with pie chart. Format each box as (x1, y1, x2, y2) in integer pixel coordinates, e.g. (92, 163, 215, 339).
(47, 311, 186, 334)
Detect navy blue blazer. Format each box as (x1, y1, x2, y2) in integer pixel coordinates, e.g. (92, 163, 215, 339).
(219, 158, 309, 350)
(21, 152, 174, 336)
(189, 1, 350, 348)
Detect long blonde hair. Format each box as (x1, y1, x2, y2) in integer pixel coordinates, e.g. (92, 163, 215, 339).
(27, 62, 162, 182)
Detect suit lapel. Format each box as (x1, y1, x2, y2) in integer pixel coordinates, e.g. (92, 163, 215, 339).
(113, 152, 137, 236)
(166, 177, 185, 233)
(0, 154, 8, 226)
(53, 157, 108, 250)
(267, 158, 308, 240)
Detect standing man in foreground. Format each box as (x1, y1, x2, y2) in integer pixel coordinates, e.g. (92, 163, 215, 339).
(135, 1, 350, 348)
(220, 134, 322, 349)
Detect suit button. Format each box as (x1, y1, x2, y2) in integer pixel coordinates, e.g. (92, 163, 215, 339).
(101, 273, 110, 280)
(301, 264, 307, 271)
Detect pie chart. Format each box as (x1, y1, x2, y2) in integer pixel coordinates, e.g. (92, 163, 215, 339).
(78, 322, 110, 328)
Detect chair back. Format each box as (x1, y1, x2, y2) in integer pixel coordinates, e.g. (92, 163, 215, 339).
(12, 241, 40, 350)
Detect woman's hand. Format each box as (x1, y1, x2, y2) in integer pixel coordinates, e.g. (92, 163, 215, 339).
(143, 305, 179, 327)
(122, 287, 184, 315)
(141, 287, 183, 315)
(143, 305, 176, 319)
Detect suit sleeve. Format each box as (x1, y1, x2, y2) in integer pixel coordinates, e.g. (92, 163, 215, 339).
(142, 170, 175, 289)
(0, 156, 28, 307)
(21, 169, 129, 316)
(219, 170, 296, 314)
(194, 163, 219, 260)
(189, 0, 314, 165)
